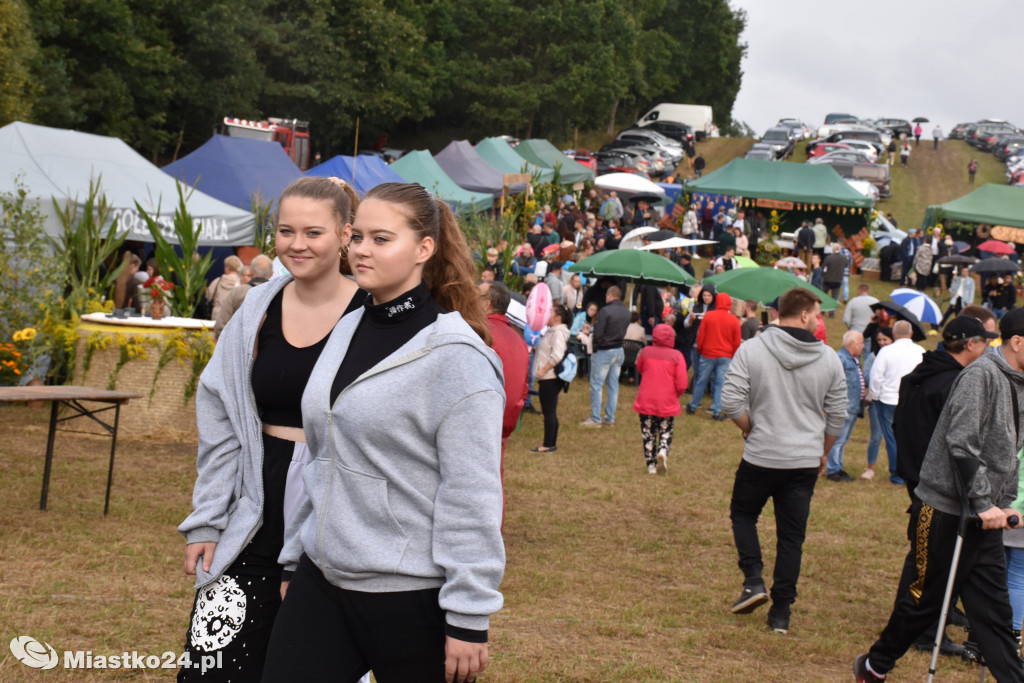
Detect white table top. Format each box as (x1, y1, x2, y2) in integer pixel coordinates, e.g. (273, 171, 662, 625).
(80, 312, 214, 330)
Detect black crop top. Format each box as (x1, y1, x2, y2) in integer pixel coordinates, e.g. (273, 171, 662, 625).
(251, 287, 366, 428)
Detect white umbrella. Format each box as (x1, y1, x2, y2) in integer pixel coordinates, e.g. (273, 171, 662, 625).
(594, 172, 667, 196)
(890, 288, 942, 324)
(618, 227, 659, 250)
(638, 237, 718, 250)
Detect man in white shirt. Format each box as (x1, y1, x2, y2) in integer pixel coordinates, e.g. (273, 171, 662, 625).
(867, 320, 925, 485)
(843, 284, 879, 333)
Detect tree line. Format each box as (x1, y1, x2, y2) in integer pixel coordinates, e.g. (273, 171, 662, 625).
(1, 0, 746, 162)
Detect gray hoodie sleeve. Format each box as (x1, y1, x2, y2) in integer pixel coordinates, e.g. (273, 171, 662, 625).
(944, 369, 1000, 511)
(824, 355, 849, 436)
(721, 343, 750, 419)
(178, 341, 242, 544)
(433, 388, 507, 631)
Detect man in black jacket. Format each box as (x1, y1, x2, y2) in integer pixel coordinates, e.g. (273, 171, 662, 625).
(889, 315, 997, 654)
(581, 286, 631, 428)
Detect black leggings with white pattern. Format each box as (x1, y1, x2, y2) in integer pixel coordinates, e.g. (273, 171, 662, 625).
(639, 414, 674, 466)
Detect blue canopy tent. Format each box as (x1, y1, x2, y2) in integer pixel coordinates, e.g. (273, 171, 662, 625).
(305, 155, 404, 196)
(434, 140, 527, 197)
(163, 135, 301, 209)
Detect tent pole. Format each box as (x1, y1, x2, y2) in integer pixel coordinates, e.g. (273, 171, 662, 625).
(352, 117, 360, 185)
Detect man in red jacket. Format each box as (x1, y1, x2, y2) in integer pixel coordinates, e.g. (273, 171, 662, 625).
(480, 281, 530, 527)
(686, 291, 742, 420)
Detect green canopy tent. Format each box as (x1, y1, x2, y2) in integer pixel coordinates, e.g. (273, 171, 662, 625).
(921, 184, 1024, 238)
(475, 137, 555, 184)
(390, 150, 494, 214)
(514, 139, 596, 186)
(685, 158, 873, 236)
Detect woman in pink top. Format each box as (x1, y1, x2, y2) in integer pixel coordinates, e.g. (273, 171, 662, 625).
(633, 323, 688, 475)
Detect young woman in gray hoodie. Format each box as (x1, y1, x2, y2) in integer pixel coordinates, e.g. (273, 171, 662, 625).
(263, 183, 506, 683)
(177, 177, 364, 682)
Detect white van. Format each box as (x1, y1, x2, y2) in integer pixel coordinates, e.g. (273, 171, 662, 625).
(636, 103, 714, 140)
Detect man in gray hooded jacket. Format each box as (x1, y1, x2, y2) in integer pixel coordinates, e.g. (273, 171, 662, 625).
(855, 308, 1024, 683)
(721, 287, 847, 635)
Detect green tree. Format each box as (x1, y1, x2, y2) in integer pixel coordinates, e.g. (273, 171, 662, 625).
(0, 0, 38, 125)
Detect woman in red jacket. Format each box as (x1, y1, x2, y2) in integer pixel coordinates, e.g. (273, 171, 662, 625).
(633, 323, 688, 475)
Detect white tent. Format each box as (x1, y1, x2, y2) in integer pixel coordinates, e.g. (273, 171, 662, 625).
(0, 122, 256, 246)
(594, 172, 666, 196)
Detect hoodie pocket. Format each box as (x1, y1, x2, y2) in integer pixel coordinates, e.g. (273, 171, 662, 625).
(316, 461, 410, 577)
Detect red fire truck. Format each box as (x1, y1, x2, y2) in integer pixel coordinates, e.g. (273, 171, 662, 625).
(222, 117, 311, 170)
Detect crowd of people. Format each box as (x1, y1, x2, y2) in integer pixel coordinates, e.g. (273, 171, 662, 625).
(172, 176, 1024, 680)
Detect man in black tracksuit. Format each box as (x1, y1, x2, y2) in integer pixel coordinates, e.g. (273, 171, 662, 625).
(890, 316, 997, 654)
(856, 309, 1024, 683)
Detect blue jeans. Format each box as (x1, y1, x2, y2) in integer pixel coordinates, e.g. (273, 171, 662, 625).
(871, 401, 898, 477)
(589, 347, 625, 423)
(826, 412, 859, 475)
(866, 400, 882, 465)
(688, 355, 731, 416)
(841, 275, 850, 302)
(1006, 547, 1024, 630)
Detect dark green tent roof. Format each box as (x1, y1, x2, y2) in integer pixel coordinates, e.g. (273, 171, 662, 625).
(685, 158, 872, 209)
(475, 137, 555, 184)
(922, 184, 1024, 230)
(514, 139, 595, 185)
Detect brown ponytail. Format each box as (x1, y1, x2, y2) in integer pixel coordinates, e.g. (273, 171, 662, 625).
(362, 183, 491, 346)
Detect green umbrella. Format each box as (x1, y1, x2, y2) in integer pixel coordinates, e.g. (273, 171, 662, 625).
(703, 267, 838, 311)
(568, 249, 697, 286)
(736, 255, 759, 269)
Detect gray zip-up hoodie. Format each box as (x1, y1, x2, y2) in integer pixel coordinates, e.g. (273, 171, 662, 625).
(178, 274, 291, 589)
(721, 326, 847, 469)
(280, 308, 507, 632)
(916, 349, 1024, 516)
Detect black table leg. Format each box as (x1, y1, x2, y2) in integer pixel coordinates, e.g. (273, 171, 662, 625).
(104, 403, 121, 516)
(40, 399, 60, 511)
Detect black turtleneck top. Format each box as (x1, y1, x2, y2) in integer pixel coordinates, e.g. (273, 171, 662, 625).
(329, 282, 444, 405)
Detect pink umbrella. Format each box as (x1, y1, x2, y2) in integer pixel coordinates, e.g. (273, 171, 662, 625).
(977, 239, 1015, 255)
(526, 282, 552, 330)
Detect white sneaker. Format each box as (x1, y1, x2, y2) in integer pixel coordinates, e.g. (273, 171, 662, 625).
(656, 452, 667, 475)
(647, 463, 658, 475)
(860, 469, 875, 480)
(579, 418, 602, 428)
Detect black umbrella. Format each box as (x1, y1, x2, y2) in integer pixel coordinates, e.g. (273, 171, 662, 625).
(912, 117, 930, 123)
(870, 301, 927, 341)
(644, 229, 680, 242)
(971, 258, 1021, 275)
(937, 254, 976, 266)
(626, 192, 663, 204)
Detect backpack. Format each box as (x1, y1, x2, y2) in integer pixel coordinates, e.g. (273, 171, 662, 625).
(554, 351, 578, 388)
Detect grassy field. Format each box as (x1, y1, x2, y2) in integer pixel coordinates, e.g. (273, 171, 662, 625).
(2, 269, 1001, 682)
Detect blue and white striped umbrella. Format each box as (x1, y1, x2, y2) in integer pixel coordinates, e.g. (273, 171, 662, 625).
(890, 288, 942, 324)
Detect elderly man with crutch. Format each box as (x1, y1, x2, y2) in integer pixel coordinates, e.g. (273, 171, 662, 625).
(855, 308, 1024, 682)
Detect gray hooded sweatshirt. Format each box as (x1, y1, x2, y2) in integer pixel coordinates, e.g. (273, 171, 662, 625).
(916, 349, 1024, 516)
(721, 325, 847, 469)
(281, 308, 507, 633)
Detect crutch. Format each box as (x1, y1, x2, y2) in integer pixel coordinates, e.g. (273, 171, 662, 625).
(928, 456, 1019, 682)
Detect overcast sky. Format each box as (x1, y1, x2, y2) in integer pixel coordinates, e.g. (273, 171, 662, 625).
(731, 0, 1024, 136)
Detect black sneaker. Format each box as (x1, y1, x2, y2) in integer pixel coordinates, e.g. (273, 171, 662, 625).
(685, 405, 697, 415)
(730, 580, 768, 614)
(912, 634, 964, 657)
(827, 471, 855, 482)
(766, 606, 790, 634)
(853, 654, 885, 682)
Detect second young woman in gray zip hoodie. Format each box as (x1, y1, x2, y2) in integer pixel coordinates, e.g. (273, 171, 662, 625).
(263, 183, 506, 683)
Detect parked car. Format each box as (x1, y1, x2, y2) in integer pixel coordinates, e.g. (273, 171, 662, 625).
(594, 150, 646, 175)
(993, 136, 1024, 160)
(806, 141, 854, 158)
(615, 128, 684, 163)
(638, 120, 695, 144)
(969, 122, 1020, 147)
(824, 112, 858, 124)
(807, 150, 876, 165)
(597, 145, 659, 173)
(949, 123, 972, 140)
(827, 161, 892, 198)
(745, 143, 777, 161)
(759, 127, 796, 159)
(845, 178, 880, 201)
(564, 149, 597, 171)
(822, 127, 889, 147)
(777, 119, 812, 140)
(873, 118, 912, 139)
(836, 139, 881, 162)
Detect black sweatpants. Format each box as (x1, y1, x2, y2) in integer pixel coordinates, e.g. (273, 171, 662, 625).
(537, 378, 563, 448)
(868, 501, 1024, 681)
(262, 555, 447, 682)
